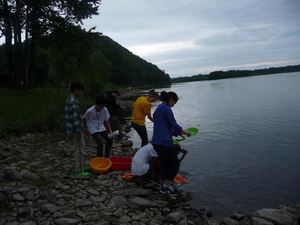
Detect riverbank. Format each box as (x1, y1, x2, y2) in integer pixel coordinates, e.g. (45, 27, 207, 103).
(1, 132, 299, 225)
(1, 89, 299, 225)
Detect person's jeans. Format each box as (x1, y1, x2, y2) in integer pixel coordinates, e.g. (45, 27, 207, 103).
(131, 122, 148, 147)
(92, 131, 113, 158)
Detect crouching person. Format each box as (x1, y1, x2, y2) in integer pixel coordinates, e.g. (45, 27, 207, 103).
(131, 143, 162, 184)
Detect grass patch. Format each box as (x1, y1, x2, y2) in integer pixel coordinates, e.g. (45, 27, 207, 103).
(0, 87, 94, 138)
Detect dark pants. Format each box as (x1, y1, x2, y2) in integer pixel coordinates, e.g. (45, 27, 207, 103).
(131, 122, 148, 147)
(92, 131, 113, 158)
(153, 144, 179, 181)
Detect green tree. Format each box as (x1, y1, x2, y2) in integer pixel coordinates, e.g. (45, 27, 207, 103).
(0, 0, 101, 88)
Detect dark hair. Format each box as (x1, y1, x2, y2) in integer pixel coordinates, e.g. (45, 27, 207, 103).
(147, 89, 159, 99)
(95, 95, 107, 105)
(70, 82, 84, 92)
(159, 91, 178, 103)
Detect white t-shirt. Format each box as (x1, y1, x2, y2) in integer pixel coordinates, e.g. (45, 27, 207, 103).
(131, 143, 158, 176)
(82, 105, 110, 134)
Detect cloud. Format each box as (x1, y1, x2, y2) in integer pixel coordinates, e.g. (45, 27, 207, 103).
(83, 0, 300, 78)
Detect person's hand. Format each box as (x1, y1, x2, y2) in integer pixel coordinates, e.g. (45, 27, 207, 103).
(183, 131, 191, 137)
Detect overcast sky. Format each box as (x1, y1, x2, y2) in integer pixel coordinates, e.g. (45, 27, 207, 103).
(83, 0, 300, 78)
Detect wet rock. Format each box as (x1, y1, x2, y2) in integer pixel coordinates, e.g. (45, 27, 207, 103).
(222, 217, 240, 225)
(251, 217, 275, 225)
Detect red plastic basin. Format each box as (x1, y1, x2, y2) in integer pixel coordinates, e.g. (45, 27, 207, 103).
(109, 156, 132, 171)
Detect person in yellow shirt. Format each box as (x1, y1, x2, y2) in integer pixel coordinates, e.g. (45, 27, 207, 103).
(131, 90, 159, 147)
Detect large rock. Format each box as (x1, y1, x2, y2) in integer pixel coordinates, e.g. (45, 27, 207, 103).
(129, 197, 158, 209)
(222, 217, 240, 225)
(107, 195, 127, 208)
(40, 204, 58, 214)
(54, 218, 80, 225)
(252, 217, 275, 225)
(253, 208, 293, 225)
(165, 211, 183, 223)
(120, 188, 151, 197)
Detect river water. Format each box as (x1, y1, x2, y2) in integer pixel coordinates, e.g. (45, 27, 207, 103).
(126, 72, 300, 218)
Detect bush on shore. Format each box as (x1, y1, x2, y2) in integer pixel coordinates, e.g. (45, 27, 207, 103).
(0, 87, 94, 138)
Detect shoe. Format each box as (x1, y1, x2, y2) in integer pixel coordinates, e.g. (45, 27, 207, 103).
(160, 184, 178, 196)
(74, 172, 90, 176)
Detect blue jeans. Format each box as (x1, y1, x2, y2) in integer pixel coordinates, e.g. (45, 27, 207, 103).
(92, 131, 113, 158)
(131, 122, 148, 147)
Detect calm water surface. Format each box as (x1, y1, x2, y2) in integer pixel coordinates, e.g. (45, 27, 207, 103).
(127, 72, 300, 218)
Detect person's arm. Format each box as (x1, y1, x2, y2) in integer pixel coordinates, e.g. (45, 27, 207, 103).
(104, 120, 113, 134)
(71, 103, 83, 138)
(147, 113, 154, 122)
(82, 118, 89, 135)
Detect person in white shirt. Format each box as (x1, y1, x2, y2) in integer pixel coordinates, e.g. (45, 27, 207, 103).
(83, 95, 113, 158)
(131, 143, 161, 181)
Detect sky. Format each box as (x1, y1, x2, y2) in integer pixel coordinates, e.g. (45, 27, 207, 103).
(83, 0, 300, 78)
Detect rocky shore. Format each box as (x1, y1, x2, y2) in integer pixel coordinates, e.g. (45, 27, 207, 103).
(1, 90, 299, 225)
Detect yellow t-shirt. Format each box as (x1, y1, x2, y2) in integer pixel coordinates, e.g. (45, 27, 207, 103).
(131, 96, 151, 126)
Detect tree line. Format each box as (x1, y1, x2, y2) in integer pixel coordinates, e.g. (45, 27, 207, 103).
(0, 0, 171, 95)
(171, 64, 300, 83)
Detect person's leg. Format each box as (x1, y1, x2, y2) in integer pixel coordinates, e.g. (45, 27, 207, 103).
(92, 132, 104, 157)
(163, 147, 180, 182)
(100, 131, 113, 158)
(153, 145, 179, 195)
(140, 159, 155, 180)
(109, 116, 122, 132)
(74, 133, 84, 173)
(153, 145, 167, 181)
(131, 122, 148, 147)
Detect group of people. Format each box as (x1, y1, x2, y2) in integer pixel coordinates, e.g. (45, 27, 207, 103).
(64, 82, 122, 176)
(131, 90, 190, 196)
(64, 82, 190, 196)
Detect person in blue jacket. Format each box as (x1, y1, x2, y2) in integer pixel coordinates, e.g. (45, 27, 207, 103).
(151, 91, 190, 196)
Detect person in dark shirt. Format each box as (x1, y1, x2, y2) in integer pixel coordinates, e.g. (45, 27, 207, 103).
(106, 90, 123, 132)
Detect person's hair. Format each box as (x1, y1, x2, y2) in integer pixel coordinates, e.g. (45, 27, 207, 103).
(147, 89, 159, 99)
(95, 95, 107, 105)
(70, 82, 84, 92)
(112, 90, 120, 96)
(159, 91, 178, 103)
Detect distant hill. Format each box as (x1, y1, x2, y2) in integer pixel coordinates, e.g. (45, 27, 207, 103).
(0, 29, 171, 89)
(97, 35, 171, 86)
(172, 64, 300, 83)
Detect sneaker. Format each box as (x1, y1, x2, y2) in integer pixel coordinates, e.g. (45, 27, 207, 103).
(160, 184, 178, 196)
(74, 172, 90, 176)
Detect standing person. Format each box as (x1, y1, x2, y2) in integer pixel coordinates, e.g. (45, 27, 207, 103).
(82, 95, 113, 158)
(105, 90, 123, 132)
(151, 91, 191, 196)
(64, 82, 89, 175)
(131, 89, 159, 147)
